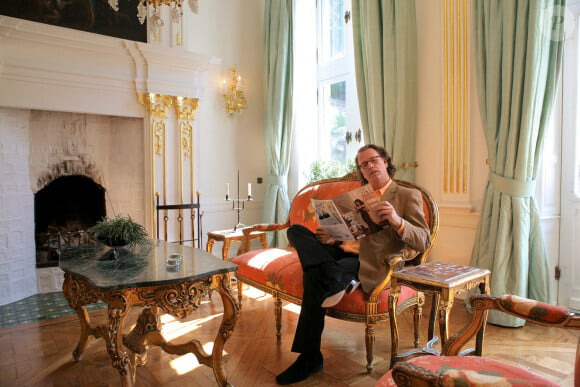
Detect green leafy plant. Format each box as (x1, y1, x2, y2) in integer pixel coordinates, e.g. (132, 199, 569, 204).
(305, 159, 356, 184)
(89, 215, 149, 249)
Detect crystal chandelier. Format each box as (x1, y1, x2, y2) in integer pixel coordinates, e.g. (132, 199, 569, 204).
(107, 0, 199, 25)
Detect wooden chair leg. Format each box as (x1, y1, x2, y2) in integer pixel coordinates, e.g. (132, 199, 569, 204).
(365, 322, 376, 373)
(274, 294, 282, 341)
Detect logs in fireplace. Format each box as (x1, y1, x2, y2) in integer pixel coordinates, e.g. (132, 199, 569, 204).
(34, 175, 106, 267)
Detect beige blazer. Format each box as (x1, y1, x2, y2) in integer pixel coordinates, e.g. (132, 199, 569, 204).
(358, 181, 431, 293)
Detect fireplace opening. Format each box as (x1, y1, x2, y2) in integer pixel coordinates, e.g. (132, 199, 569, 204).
(35, 175, 106, 267)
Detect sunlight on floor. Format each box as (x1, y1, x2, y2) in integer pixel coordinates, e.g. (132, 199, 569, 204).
(160, 313, 224, 342)
(284, 303, 301, 314)
(169, 348, 215, 375)
(239, 284, 300, 314)
(242, 286, 274, 301)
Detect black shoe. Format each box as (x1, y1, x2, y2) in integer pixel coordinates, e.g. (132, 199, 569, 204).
(276, 352, 323, 385)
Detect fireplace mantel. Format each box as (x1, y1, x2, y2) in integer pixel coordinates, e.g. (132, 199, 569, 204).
(0, 16, 220, 117)
(0, 16, 221, 305)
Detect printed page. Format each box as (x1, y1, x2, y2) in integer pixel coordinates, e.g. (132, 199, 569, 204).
(310, 199, 357, 241)
(331, 184, 388, 237)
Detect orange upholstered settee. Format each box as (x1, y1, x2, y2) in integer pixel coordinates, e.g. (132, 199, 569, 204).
(232, 172, 439, 373)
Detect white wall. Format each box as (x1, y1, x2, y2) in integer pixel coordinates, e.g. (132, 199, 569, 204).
(183, 0, 267, 239)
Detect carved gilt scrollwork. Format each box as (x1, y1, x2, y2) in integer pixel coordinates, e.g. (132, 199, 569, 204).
(455, 281, 481, 295)
(153, 119, 166, 156)
(136, 278, 212, 319)
(124, 308, 161, 355)
(93, 291, 133, 380)
(63, 272, 102, 308)
(174, 96, 199, 121)
(180, 121, 193, 160)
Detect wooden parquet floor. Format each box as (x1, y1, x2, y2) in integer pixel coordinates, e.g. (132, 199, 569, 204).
(0, 285, 577, 386)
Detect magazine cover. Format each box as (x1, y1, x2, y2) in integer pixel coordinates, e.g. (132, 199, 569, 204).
(310, 184, 388, 241)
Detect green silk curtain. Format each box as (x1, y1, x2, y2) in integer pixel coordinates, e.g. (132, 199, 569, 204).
(471, 0, 565, 326)
(351, 0, 418, 181)
(262, 1, 293, 247)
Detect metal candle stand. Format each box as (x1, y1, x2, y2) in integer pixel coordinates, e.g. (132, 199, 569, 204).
(225, 171, 252, 231)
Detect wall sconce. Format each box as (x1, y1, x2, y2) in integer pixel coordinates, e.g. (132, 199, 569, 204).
(222, 67, 247, 117)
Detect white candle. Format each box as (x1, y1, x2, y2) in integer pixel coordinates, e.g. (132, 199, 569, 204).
(226, 183, 230, 197)
(247, 182, 252, 197)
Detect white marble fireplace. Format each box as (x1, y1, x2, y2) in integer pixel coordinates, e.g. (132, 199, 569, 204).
(0, 16, 218, 305)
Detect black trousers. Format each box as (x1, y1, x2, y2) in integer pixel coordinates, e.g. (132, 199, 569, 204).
(287, 224, 359, 355)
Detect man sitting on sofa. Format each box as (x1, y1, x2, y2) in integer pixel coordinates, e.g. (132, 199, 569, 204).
(276, 144, 431, 385)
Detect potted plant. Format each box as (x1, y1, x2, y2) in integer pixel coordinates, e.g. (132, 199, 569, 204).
(89, 215, 149, 250)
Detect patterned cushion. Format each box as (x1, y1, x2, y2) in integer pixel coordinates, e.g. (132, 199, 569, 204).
(376, 356, 558, 387)
(233, 247, 417, 312)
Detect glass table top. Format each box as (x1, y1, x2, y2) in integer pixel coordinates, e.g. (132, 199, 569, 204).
(58, 240, 237, 291)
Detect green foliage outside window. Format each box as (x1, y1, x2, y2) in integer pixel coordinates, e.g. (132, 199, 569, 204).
(304, 159, 356, 184)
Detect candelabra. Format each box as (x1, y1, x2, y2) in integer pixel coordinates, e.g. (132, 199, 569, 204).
(225, 170, 252, 231)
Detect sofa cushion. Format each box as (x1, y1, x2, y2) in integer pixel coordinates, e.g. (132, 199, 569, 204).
(233, 247, 417, 313)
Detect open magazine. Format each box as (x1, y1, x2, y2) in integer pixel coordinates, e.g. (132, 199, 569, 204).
(310, 184, 388, 241)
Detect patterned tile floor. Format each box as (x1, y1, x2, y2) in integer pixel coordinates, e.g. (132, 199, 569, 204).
(0, 292, 106, 329)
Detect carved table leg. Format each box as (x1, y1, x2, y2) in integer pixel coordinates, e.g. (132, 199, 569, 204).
(101, 293, 134, 387)
(413, 292, 425, 348)
(123, 307, 161, 364)
(207, 238, 216, 254)
(72, 305, 93, 361)
(428, 292, 440, 342)
(62, 272, 104, 361)
(211, 274, 240, 386)
(437, 290, 454, 349)
(222, 240, 231, 260)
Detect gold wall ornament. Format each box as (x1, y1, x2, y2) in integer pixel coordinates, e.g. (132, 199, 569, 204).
(180, 122, 193, 160)
(222, 67, 247, 117)
(138, 93, 173, 118)
(153, 120, 166, 156)
(443, 0, 469, 195)
(174, 96, 199, 121)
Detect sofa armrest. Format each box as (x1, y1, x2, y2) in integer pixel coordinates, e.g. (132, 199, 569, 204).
(368, 247, 421, 301)
(238, 221, 291, 254)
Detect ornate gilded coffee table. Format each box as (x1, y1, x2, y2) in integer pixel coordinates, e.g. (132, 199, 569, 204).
(388, 261, 490, 368)
(59, 240, 239, 387)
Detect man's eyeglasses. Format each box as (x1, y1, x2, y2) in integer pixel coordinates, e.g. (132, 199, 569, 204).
(358, 156, 384, 170)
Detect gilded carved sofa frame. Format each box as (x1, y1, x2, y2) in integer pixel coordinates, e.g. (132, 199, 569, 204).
(233, 172, 439, 373)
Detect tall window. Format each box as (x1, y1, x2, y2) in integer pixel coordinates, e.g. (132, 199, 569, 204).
(294, 0, 362, 188)
(555, 0, 580, 310)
